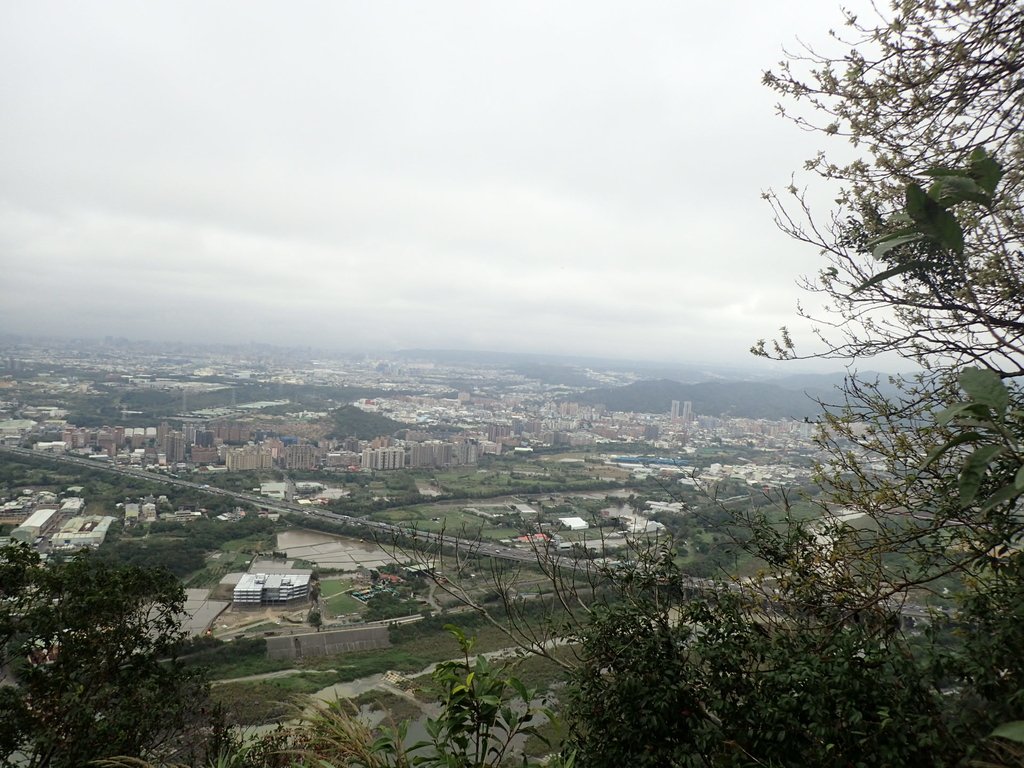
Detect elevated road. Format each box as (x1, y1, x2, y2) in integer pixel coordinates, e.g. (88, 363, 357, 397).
(0, 446, 943, 624)
(0, 445, 539, 564)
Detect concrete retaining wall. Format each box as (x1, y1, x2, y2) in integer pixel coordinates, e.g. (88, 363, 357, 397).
(265, 625, 390, 660)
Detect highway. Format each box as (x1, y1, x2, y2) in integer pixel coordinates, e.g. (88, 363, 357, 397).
(0, 445, 541, 565)
(0, 446, 940, 624)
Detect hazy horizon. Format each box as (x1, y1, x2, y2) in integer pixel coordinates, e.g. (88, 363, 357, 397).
(2, 329, 919, 382)
(2, 1, 878, 366)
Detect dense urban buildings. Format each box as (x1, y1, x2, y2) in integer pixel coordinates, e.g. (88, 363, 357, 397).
(0, 339, 827, 526)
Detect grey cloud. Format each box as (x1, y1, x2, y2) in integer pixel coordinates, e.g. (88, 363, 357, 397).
(1, 0, 865, 365)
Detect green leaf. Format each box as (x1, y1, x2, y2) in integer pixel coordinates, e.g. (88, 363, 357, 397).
(929, 204, 966, 252)
(980, 483, 1021, 514)
(959, 445, 1005, 506)
(871, 233, 925, 259)
(853, 261, 930, 293)
(510, 677, 530, 702)
(929, 206, 965, 253)
(991, 721, 1024, 744)
(959, 368, 1009, 415)
(921, 167, 962, 178)
(969, 147, 1003, 197)
(371, 735, 397, 754)
(866, 225, 919, 248)
(927, 175, 992, 208)
(919, 431, 983, 470)
(905, 183, 930, 222)
(935, 402, 989, 425)
(905, 182, 965, 253)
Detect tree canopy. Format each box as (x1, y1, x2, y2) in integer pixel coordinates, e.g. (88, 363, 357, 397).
(756, 0, 1023, 374)
(563, 1, 1024, 765)
(0, 545, 212, 767)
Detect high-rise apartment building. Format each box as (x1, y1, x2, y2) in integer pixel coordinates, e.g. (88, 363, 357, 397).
(284, 443, 319, 470)
(225, 445, 274, 471)
(681, 401, 694, 426)
(360, 446, 406, 470)
(163, 431, 186, 464)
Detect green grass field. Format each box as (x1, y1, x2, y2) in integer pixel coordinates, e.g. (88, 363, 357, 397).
(373, 508, 424, 523)
(319, 578, 356, 598)
(326, 591, 363, 615)
(319, 578, 363, 615)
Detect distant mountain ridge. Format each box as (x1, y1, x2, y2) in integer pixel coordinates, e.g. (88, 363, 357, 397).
(393, 348, 768, 382)
(573, 378, 849, 420)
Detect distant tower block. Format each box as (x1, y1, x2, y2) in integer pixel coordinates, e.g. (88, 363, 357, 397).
(670, 400, 681, 420)
(681, 401, 693, 425)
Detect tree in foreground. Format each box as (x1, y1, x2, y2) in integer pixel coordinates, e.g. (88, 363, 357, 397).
(757, 0, 1023, 372)
(560, 1, 1024, 766)
(0, 544, 213, 767)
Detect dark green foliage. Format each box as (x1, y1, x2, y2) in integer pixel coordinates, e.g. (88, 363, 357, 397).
(253, 625, 564, 768)
(857, 148, 1003, 293)
(363, 592, 422, 622)
(308, 607, 323, 631)
(407, 626, 557, 767)
(178, 636, 270, 676)
(0, 544, 211, 767)
(557, 355, 1024, 766)
(92, 515, 277, 577)
(564, 550, 951, 768)
(329, 405, 407, 439)
(954, 554, 1024, 736)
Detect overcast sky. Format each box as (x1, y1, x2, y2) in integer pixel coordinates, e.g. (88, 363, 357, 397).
(0, 1, 874, 368)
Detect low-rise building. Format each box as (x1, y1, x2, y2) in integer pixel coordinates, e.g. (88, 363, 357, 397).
(559, 516, 590, 531)
(260, 481, 293, 501)
(233, 573, 311, 605)
(60, 497, 85, 516)
(52, 516, 115, 548)
(11, 508, 59, 544)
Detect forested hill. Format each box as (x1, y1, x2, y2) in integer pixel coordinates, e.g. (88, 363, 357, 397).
(573, 378, 841, 420)
(328, 405, 408, 439)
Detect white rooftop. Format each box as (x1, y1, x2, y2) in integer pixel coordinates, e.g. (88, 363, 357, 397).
(235, 572, 311, 590)
(559, 516, 589, 530)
